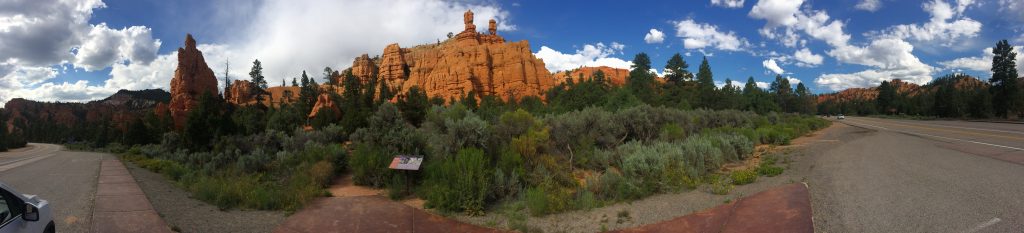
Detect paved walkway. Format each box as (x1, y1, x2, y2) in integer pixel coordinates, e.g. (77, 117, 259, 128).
(612, 183, 813, 233)
(276, 183, 812, 233)
(90, 159, 173, 233)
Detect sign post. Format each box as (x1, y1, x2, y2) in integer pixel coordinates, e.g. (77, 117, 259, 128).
(388, 155, 423, 198)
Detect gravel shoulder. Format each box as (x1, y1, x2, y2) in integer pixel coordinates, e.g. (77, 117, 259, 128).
(452, 123, 860, 233)
(125, 162, 287, 233)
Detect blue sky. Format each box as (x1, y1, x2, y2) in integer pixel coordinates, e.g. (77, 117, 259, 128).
(1, 0, 1023, 104)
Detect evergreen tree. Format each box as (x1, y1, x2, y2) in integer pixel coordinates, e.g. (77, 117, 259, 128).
(695, 56, 716, 108)
(876, 80, 896, 114)
(989, 40, 1020, 118)
(324, 67, 336, 85)
(769, 74, 793, 112)
(223, 59, 232, 99)
(664, 53, 690, 84)
(794, 83, 814, 114)
(249, 59, 267, 104)
(743, 76, 759, 96)
(627, 53, 657, 104)
(397, 86, 430, 126)
(125, 118, 151, 146)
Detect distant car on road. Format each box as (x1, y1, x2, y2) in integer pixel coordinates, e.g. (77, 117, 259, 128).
(0, 182, 54, 233)
(837, 114, 845, 120)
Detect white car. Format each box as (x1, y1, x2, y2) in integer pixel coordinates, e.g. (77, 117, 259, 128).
(837, 114, 845, 120)
(0, 182, 54, 233)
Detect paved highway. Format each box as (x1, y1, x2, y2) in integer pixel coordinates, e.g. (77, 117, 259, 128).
(808, 117, 1024, 232)
(0, 143, 109, 233)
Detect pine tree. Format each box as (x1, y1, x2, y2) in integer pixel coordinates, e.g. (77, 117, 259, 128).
(627, 53, 657, 104)
(770, 74, 793, 112)
(876, 80, 896, 114)
(249, 59, 267, 104)
(695, 57, 716, 108)
(990, 40, 1020, 118)
(664, 53, 690, 84)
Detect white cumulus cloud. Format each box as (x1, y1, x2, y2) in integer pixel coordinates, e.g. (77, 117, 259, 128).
(644, 29, 665, 44)
(817, 38, 935, 91)
(855, 0, 882, 12)
(868, 0, 982, 47)
(938, 45, 1024, 73)
(534, 42, 632, 72)
(762, 58, 785, 74)
(711, 0, 745, 8)
(673, 19, 749, 51)
(793, 48, 824, 67)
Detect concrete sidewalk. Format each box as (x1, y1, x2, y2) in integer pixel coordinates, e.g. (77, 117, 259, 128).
(276, 183, 813, 233)
(613, 183, 813, 233)
(90, 159, 173, 233)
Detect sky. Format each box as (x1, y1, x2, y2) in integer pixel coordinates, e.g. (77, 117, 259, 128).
(1, 0, 1023, 105)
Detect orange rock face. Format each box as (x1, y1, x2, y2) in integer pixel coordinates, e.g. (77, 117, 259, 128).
(226, 79, 302, 107)
(552, 66, 630, 86)
(351, 54, 378, 83)
(308, 94, 340, 119)
(168, 34, 218, 128)
(378, 43, 407, 88)
(355, 10, 552, 102)
(226, 80, 256, 105)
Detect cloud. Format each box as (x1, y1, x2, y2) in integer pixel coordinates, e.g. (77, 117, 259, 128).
(229, 0, 515, 79)
(0, 0, 168, 105)
(711, 0, 745, 8)
(762, 59, 784, 74)
(868, 0, 982, 47)
(817, 38, 935, 91)
(644, 29, 665, 44)
(534, 42, 632, 72)
(786, 76, 801, 84)
(748, 0, 850, 47)
(73, 24, 161, 71)
(672, 19, 749, 51)
(0, 0, 517, 105)
(1000, 0, 1024, 22)
(793, 48, 823, 67)
(855, 0, 882, 12)
(938, 45, 1024, 73)
(0, 0, 105, 66)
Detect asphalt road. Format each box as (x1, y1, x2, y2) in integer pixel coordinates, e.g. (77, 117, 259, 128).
(808, 117, 1024, 233)
(0, 143, 109, 233)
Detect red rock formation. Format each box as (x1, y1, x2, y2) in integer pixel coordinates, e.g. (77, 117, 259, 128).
(351, 54, 378, 83)
(351, 10, 551, 103)
(378, 43, 407, 88)
(816, 79, 923, 104)
(552, 66, 630, 86)
(226, 80, 256, 105)
(168, 34, 218, 128)
(226, 80, 303, 107)
(308, 94, 340, 119)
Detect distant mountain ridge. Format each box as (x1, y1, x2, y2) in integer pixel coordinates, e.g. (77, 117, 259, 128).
(2, 89, 170, 142)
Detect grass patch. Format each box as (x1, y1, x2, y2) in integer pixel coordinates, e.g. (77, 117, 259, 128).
(730, 169, 758, 185)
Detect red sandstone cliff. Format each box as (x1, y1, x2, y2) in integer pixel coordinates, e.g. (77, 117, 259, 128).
(168, 34, 218, 128)
(552, 66, 631, 86)
(350, 10, 554, 102)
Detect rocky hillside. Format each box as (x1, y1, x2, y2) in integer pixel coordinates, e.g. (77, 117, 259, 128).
(347, 10, 554, 102)
(2, 88, 171, 142)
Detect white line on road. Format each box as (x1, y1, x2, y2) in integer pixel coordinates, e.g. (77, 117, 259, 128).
(867, 118, 1024, 135)
(842, 120, 1024, 151)
(966, 217, 1001, 233)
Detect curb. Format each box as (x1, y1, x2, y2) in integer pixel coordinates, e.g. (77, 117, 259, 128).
(90, 159, 173, 233)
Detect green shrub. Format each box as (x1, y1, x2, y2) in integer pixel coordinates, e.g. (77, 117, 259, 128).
(757, 165, 784, 177)
(423, 148, 491, 215)
(525, 187, 549, 216)
(709, 175, 733, 195)
(350, 144, 393, 187)
(730, 169, 758, 185)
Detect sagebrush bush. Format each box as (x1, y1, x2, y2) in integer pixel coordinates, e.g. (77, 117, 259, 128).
(423, 148, 491, 215)
(730, 169, 758, 185)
